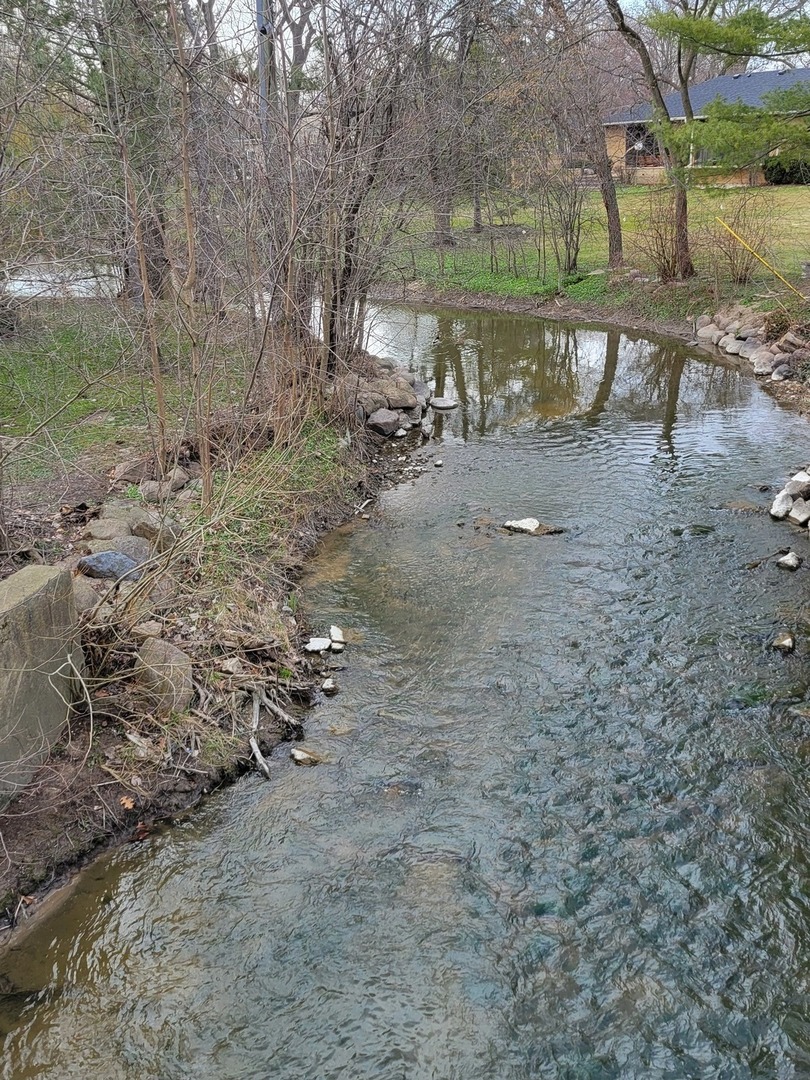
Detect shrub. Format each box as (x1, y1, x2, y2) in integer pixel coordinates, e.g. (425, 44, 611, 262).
(703, 189, 772, 285)
(763, 309, 790, 342)
(763, 158, 810, 185)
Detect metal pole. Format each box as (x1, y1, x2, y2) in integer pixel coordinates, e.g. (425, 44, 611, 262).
(257, 0, 269, 140)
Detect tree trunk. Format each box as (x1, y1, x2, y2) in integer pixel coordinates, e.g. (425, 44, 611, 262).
(594, 154, 623, 268)
(671, 167, 694, 279)
(433, 195, 453, 246)
(121, 204, 171, 302)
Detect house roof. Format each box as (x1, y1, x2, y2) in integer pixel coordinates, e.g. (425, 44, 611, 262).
(604, 67, 810, 126)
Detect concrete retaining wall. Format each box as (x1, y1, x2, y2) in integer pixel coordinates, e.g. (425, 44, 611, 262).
(0, 566, 82, 807)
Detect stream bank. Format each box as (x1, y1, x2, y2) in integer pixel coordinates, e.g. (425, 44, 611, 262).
(0, 353, 436, 928)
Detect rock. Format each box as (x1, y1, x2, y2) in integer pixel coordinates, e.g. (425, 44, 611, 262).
(434, 458, 443, 467)
(773, 632, 795, 653)
(413, 380, 431, 402)
(790, 348, 810, 366)
(696, 323, 718, 339)
(720, 336, 743, 354)
(504, 518, 540, 534)
(132, 516, 182, 553)
(356, 390, 389, 417)
(737, 325, 759, 339)
(81, 518, 132, 541)
(373, 379, 418, 409)
(400, 371, 418, 386)
(752, 349, 777, 375)
(331, 641, 345, 653)
(182, 461, 203, 479)
(290, 746, 323, 766)
(305, 636, 331, 652)
(330, 625, 345, 644)
(783, 479, 810, 498)
(793, 471, 810, 484)
(72, 575, 101, 613)
(431, 397, 459, 410)
(394, 428, 408, 438)
(111, 455, 154, 483)
(695, 315, 713, 330)
(715, 315, 728, 331)
(166, 466, 190, 492)
(788, 498, 810, 526)
(772, 366, 796, 382)
(322, 677, 338, 695)
(782, 331, 807, 349)
(366, 408, 401, 436)
(770, 490, 793, 519)
(421, 421, 433, 439)
(139, 480, 173, 503)
(85, 535, 153, 564)
(711, 331, 726, 345)
(133, 637, 194, 715)
(0, 567, 83, 804)
(738, 339, 763, 360)
(76, 550, 141, 581)
(132, 620, 163, 640)
(778, 551, 802, 570)
(99, 501, 157, 529)
(725, 321, 741, 335)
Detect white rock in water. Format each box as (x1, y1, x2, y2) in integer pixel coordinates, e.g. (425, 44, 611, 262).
(431, 398, 459, 410)
(305, 636, 331, 652)
(394, 428, 408, 437)
(322, 677, 338, 695)
(773, 631, 796, 653)
(290, 746, 323, 766)
(777, 551, 802, 570)
(504, 518, 541, 534)
(330, 625, 345, 644)
(434, 459, 443, 467)
(794, 470, 810, 484)
(770, 490, 793, 519)
(331, 641, 345, 653)
(788, 497, 810, 526)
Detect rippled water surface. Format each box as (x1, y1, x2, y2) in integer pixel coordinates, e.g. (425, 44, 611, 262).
(5, 308, 810, 1079)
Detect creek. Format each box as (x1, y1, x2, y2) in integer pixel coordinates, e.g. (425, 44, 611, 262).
(3, 307, 810, 1079)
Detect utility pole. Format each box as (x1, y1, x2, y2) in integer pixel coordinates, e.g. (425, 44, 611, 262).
(257, 0, 277, 141)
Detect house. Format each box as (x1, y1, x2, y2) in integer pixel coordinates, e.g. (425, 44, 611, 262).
(604, 67, 810, 185)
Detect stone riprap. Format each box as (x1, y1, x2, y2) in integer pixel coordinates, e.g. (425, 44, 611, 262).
(333, 361, 462, 438)
(695, 307, 810, 384)
(0, 566, 82, 806)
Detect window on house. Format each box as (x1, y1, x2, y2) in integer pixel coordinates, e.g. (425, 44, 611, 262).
(625, 124, 663, 167)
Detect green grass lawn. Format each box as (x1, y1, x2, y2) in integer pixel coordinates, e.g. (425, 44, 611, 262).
(388, 184, 810, 311)
(0, 305, 254, 480)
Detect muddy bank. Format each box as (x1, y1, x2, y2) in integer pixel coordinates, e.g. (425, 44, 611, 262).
(373, 281, 697, 344)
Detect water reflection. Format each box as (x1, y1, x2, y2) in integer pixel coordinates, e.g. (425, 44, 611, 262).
(3, 309, 810, 1079)
(364, 305, 744, 440)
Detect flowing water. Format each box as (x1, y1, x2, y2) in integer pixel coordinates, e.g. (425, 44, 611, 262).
(5, 308, 810, 1079)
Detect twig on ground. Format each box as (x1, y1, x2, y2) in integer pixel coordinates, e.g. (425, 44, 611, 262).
(254, 687, 303, 733)
(249, 692, 271, 779)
